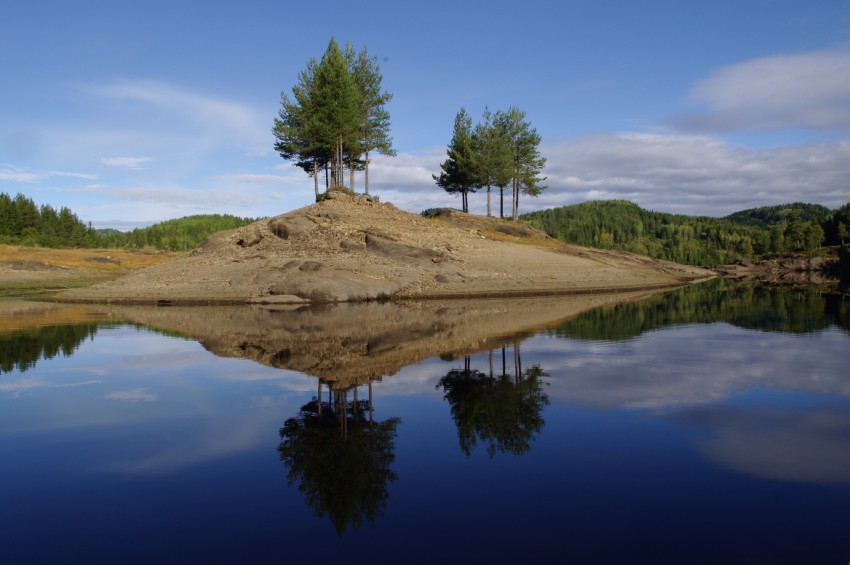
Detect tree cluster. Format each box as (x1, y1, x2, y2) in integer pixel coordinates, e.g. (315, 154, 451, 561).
(0, 192, 97, 247)
(273, 38, 395, 200)
(522, 200, 848, 266)
(433, 107, 546, 219)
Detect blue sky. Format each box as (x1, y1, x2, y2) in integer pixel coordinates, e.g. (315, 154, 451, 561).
(1, 0, 849, 229)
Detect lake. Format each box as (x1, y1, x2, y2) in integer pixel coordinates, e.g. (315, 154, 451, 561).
(1, 280, 848, 564)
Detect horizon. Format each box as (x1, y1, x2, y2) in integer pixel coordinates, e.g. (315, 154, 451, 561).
(1, 191, 836, 234)
(2, 1, 849, 230)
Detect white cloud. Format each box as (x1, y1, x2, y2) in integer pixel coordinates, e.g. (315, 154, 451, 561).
(80, 79, 266, 143)
(673, 48, 850, 132)
(105, 388, 157, 402)
(0, 164, 97, 183)
(100, 156, 152, 169)
(538, 134, 850, 215)
(365, 135, 850, 217)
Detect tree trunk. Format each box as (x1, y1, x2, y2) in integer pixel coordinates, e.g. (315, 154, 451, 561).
(511, 180, 519, 221)
(349, 157, 355, 192)
(486, 186, 491, 217)
(313, 162, 319, 200)
(364, 151, 370, 195)
(499, 187, 504, 218)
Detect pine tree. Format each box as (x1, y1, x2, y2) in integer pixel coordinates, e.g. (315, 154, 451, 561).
(313, 37, 362, 189)
(433, 108, 479, 213)
(494, 107, 547, 221)
(473, 107, 511, 217)
(274, 38, 394, 199)
(273, 58, 327, 199)
(350, 44, 395, 195)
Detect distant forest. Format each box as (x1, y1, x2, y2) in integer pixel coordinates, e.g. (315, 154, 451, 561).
(0, 192, 256, 251)
(522, 200, 850, 266)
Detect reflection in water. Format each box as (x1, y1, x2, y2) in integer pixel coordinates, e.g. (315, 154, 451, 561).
(551, 279, 850, 341)
(1, 323, 99, 374)
(438, 344, 549, 457)
(278, 381, 401, 535)
(1, 284, 850, 561)
(677, 405, 850, 484)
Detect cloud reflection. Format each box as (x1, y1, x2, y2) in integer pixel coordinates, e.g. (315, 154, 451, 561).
(679, 406, 850, 484)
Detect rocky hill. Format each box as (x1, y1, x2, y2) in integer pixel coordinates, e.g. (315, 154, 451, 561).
(56, 193, 713, 305)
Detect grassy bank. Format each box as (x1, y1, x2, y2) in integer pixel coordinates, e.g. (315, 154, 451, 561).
(0, 245, 176, 300)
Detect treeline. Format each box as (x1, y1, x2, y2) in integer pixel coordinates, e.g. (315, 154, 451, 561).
(97, 214, 256, 251)
(522, 200, 850, 266)
(1, 192, 255, 251)
(0, 192, 99, 247)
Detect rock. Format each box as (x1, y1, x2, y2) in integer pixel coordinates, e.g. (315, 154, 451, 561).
(340, 239, 365, 251)
(365, 233, 441, 263)
(246, 294, 310, 305)
(237, 227, 263, 248)
(268, 269, 402, 303)
(268, 216, 318, 240)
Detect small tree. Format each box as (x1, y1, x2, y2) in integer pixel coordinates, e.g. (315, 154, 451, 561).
(804, 221, 825, 256)
(433, 108, 479, 212)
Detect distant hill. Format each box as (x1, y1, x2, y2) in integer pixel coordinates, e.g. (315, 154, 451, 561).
(100, 214, 257, 251)
(724, 203, 832, 227)
(521, 200, 848, 266)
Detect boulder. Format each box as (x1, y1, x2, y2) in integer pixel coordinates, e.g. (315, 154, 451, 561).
(268, 216, 318, 240)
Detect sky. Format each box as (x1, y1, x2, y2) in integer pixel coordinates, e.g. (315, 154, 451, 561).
(1, 0, 849, 230)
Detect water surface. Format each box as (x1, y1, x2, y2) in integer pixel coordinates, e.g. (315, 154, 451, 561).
(1, 282, 848, 563)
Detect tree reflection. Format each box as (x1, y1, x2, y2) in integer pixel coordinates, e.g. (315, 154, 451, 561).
(437, 344, 549, 458)
(1, 323, 100, 375)
(277, 381, 401, 535)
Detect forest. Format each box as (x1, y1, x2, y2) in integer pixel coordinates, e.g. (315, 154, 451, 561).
(521, 200, 850, 266)
(0, 192, 254, 251)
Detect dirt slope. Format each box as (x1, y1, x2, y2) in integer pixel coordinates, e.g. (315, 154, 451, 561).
(55, 194, 714, 304)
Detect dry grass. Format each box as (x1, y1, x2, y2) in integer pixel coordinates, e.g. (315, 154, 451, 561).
(0, 245, 179, 300)
(0, 244, 177, 270)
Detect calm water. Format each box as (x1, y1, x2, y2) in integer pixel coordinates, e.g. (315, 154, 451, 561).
(1, 282, 849, 564)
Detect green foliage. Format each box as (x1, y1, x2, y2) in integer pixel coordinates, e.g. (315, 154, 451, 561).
(433, 107, 478, 212)
(725, 203, 832, 227)
(274, 37, 395, 198)
(0, 192, 256, 251)
(434, 106, 546, 219)
(115, 214, 256, 251)
(522, 200, 848, 265)
(0, 192, 99, 248)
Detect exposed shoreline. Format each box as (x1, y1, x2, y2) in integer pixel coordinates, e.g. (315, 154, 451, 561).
(43, 195, 714, 305)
